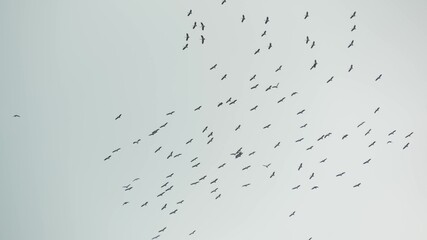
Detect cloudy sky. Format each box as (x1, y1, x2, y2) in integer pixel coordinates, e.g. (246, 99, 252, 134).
(1, 0, 427, 239)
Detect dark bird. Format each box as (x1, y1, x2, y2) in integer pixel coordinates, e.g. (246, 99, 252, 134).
(200, 22, 205, 30)
(241, 14, 245, 22)
(249, 151, 256, 156)
(133, 139, 141, 144)
(304, 11, 309, 19)
(210, 64, 217, 70)
(141, 201, 148, 207)
(160, 122, 168, 128)
(270, 171, 275, 178)
(165, 185, 173, 191)
(265, 85, 272, 91)
(363, 158, 371, 164)
(159, 227, 167, 233)
(387, 141, 392, 144)
(342, 134, 348, 140)
(189, 230, 196, 236)
(291, 92, 298, 96)
(161, 182, 169, 188)
(295, 138, 304, 143)
(211, 188, 218, 193)
(177, 200, 184, 204)
(229, 99, 237, 105)
(311, 41, 315, 49)
(13, 114, 20, 118)
(306, 36, 310, 44)
(187, 9, 192, 16)
(174, 153, 182, 158)
(191, 157, 198, 162)
(311, 186, 319, 190)
(190, 181, 199, 186)
(268, 42, 272, 49)
(350, 11, 356, 19)
(365, 129, 371, 136)
(192, 163, 200, 168)
(210, 178, 218, 184)
(261, 30, 267, 37)
(298, 163, 303, 171)
(292, 185, 301, 190)
(199, 175, 207, 181)
(351, 25, 356, 31)
(277, 96, 286, 103)
(123, 184, 130, 189)
(306, 146, 314, 151)
(348, 64, 353, 72)
(149, 129, 159, 136)
(353, 183, 361, 188)
(325, 132, 332, 138)
(300, 123, 308, 128)
(155, 146, 162, 153)
(208, 131, 213, 138)
(310, 59, 317, 70)
(250, 105, 258, 111)
(115, 114, 122, 120)
(186, 138, 193, 144)
(368, 141, 376, 147)
(226, 97, 232, 103)
(388, 130, 396, 136)
(221, 0, 226, 5)
(157, 191, 165, 197)
(309, 173, 315, 180)
(112, 148, 121, 153)
(320, 158, 327, 163)
(217, 102, 223, 107)
(218, 163, 226, 168)
(263, 124, 271, 129)
(317, 135, 325, 141)
(375, 74, 382, 81)
(215, 194, 221, 199)
(242, 165, 251, 171)
(185, 33, 189, 41)
(122, 201, 129, 205)
(272, 83, 279, 89)
(242, 183, 251, 187)
(297, 109, 305, 115)
(166, 173, 174, 178)
(124, 187, 133, 191)
(207, 137, 213, 144)
(265, 16, 270, 24)
(152, 235, 160, 240)
(336, 172, 346, 177)
(275, 65, 282, 72)
(263, 163, 271, 168)
(374, 107, 380, 114)
(403, 143, 410, 150)
(357, 121, 365, 128)
(192, 21, 197, 29)
(104, 155, 111, 161)
(249, 74, 256, 81)
(169, 209, 178, 215)
(202, 126, 208, 133)
(194, 105, 202, 111)
(274, 142, 281, 148)
(405, 132, 414, 138)
(183, 43, 189, 50)
(221, 74, 227, 80)
(289, 211, 296, 217)
(347, 40, 354, 48)
(254, 48, 260, 55)
(235, 124, 241, 131)
(166, 111, 175, 116)
(327, 76, 334, 83)
(161, 204, 167, 210)
(201, 35, 205, 44)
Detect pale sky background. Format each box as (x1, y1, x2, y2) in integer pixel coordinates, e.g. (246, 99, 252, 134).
(1, 0, 427, 240)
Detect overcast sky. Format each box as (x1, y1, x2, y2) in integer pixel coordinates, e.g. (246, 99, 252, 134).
(1, 0, 427, 240)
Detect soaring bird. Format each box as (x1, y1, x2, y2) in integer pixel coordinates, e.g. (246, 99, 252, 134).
(159, 227, 167, 233)
(275, 65, 282, 72)
(297, 109, 305, 115)
(311, 41, 315, 49)
(304, 11, 309, 19)
(161, 204, 167, 210)
(320, 158, 327, 163)
(200, 22, 205, 30)
(374, 107, 380, 114)
(254, 48, 260, 55)
(268, 43, 272, 49)
(309, 172, 315, 180)
(221, 74, 227, 80)
(311, 186, 319, 190)
(160, 122, 168, 128)
(291, 92, 298, 96)
(161, 182, 169, 188)
(201, 35, 205, 44)
(173, 153, 182, 158)
(124, 187, 133, 191)
(289, 211, 296, 217)
(185, 33, 189, 41)
(263, 163, 271, 168)
(350, 11, 356, 19)
(122, 201, 129, 205)
(218, 163, 226, 168)
(112, 148, 121, 153)
(149, 129, 159, 136)
(368, 141, 376, 147)
(210, 64, 217, 70)
(365, 129, 372, 136)
(242, 183, 251, 187)
(235, 124, 241, 131)
(242, 165, 251, 171)
(141, 201, 148, 207)
(115, 114, 122, 120)
(221, 0, 226, 5)
(211, 188, 218, 193)
(133, 139, 141, 144)
(327, 76, 334, 83)
(215, 194, 221, 199)
(192, 21, 197, 29)
(347, 40, 354, 48)
(199, 175, 207, 181)
(342, 134, 349, 140)
(166, 173, 174, 178)
(292, 185, 301, 190)
(306, 146, 314, 151)
(270, 171, 275, 178)
(152, 235, 160, 240)
(241, 14, 245, 22)
(169, 209, 178, 215)
(300, 123, 308, 128)
(353, 183, 361, 188)
(210, 178, 218, 184)
(177, 200, 184, 204)
(306, 36, 310, 44)
(274, 142, 281, 148)
(249, 74, 256, 81)
(104, 155, 111, 161)
(403, 143, 410, 150)
(351, 25, 356, 31)
(265, 16, 270, 24)
(186, 138, 193, 144)
(187, 9, 192, 16)
(295, 138, 304, 143)
(310, 59, 317, 70)
(348, 64, 353, 72)
(194, 105, 202, 111)
(189, 230, 196, 236)
(249, 151, 256, 156)
(13, 114, 20, 118)
(166, 111, 175, 116)
(192, 163, 200, 168)
(357, 121, 365, 128)
(363, 158, 371, 164)
(191, 158, 198, 163)
(207, 138, 213, 144)
(250, 105, 258, 111)
(190, 181, 199, 186)
(263, 124, 271, 129)
(155, 146, 162, 153)
(375, 74, 382, 81)
(261, 30, 267, 37)
(167, 152, 173, 159)
(217, 102, 223, 107)
(405, 132, 414, 138)
(298, 163, 303, 171)
(336, 172, 346, 177)
(183, 43, 189, 50)
(277, 96, 286, 103)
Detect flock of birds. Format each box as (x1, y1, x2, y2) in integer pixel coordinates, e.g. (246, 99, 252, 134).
(97, 6, 414, 240)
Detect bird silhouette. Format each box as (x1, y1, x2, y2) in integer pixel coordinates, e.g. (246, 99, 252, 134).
(265, 85, 272, 91)
(169, 209, 178, 215)
(190, 157, 198, 162)
(297, 109, 305, 115)
(261, 30, 267, 37)
(183, 43, 188, 50)
(185, 33, 189, 41)
(221, 0, 226, 5)
(235, 124, 241, 131)
(211, 188, 218, 193)
(202, 126, 208, 133)
(350, 11, 356, 19)
(289, 211, 296, 217)
(157, 192, 165, 197)
(317, 135, 325, 141)
(310, 60, 317, 70)
(187, 9, 192, 16)
(265, 16, 270, 24)
(270, 171, 275, 178)
(306, 146, 314, 151)
(207, 131, 213, 138)
(263, 124, 271, 129)
(221, 74, 227, 80)
(210, 178, 218, 184)
(405, 132, 414, 138)
(152, 235, 160, 240)
(166, 111, 175, 116)
(207, 138, 214, 144)
(241, 15, 245, 22)
(295, 138, 304, 143)
(166, 173, 174, 178)
(351, 25, 356, 31)
(275, 65, 282, 72)
(357, 121, 365, 128)
(122, 201, 129, 205)
(174, 153, 182, 158)
(309, 173, 314, 180)
(375, 74, 382, 81)
(217, 102, 223, 107)
(311, 186, 319, 190)
(149, 129, 159, 136)
(374, 107, 380, 114)
(348, 40, 354, 48)
(104, 155, 111, 161)
(115, 114, 122, 120)
(365, 129, 372, 136)
(210, 64, 217, 70)
(268, 42, 272, 49)
(300, 123, 308, 128)
(327, 76, 334, 83)
(133, 139, 141, 144)
(141, 201, 148, 207)
(160, 122, 168, 128)
(215, 194, 221, 199)
(304, 11, 309, 19)
(291, 92, 298, 96)
(161, 182, 169, 188)
(199, 175, 207, 181)
(177, 200, 184, 204)
(201, 35, 205, 44)
(124, 187, 133, 191)
(274, 142, 281, 148)
(242, 183, 251, 187)
(112, 148, 121, 153)
(192, 163, 200, 168)
(242, 165, 251, 171)
(161, 204, 167, 210)
(292, 185, 301, 190)
(249, 74, 256, 81)
(254, 48, 260, 55)
(218, 163, 226, 168)
(342, 134, 349, 140)
(311, 41, 315, 49)
(250, 105, 258, 111)
(263, 163, 271, 168)
(190, 181, 199, 186)
(306, 36, 310, 44)
(194, 106, 202, 111)
(154, 146, 162, 153)
(403, 143, 410, 150)
(320, 158, 327, 163)
(368, 141, 376, 147)
(363, 158, 371, 164)
(13, 114, 20, 118)
(192, 21, 197, 29)
(277, 97, 286, 103)
(189, 230, 196, 235)
(249, 151, 256, 156)
(159, 227, 167, 233)
(200, 22, 205, 30)
(336, 172, 346, 177)
(298, 163, 303, 171)
(353, 183, 361, 188)
(348, 64, 353, 72)
(186, 139, 193, 144)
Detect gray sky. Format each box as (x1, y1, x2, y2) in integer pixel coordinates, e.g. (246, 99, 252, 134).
(1, 0, 427, 239)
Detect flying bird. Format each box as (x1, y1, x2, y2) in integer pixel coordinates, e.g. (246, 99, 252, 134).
(221, 74, 227, 80)
(353, 183, 361, 188)
(192, 21, 197, 29)
(215, 194, 221, 199)
(166, 173, 174, 178)
(309, 173, 315, 180)
(300, 123, 308, 128)
(13, 114, 20, 118)
(310, 41, 315, 49)
(326, 76, 334, 83)
(133, 139, 141, 144)
(161, 204, 167, 210)
(274, 142, 281, 148)
(112, 148, 121, 153)
(275, 65, 282, 72)
(375, 74, 382, 81)
(218, 163, 226, 168)
(306, 36, 310, 44)
(304, 11, 309, 19)
(311, 186, 319, 190)
(342, 134, 349, 140)
(194, 106, 202, 111)
(289, 211, 296, 217)
(217, 102, 223, 107)
(192, 163, 200, 168)
(357, 121, 365, 128)
(186, 139, 193, 144)
(221, 0, 226, 5)
(249, 151, 256, 156)
(365, 129, 371, 136)
(152, 235, 160, 240)
(211, 188, 218, 193)
(159, 227, 167, 233)
(242, 183, 251, 187)
(155, 146, 162, 153)
(250, 105, 258, 111)
(347, 40, 354, 48)
(374, 107, 380, 114)
(187, 9, 192, 16)
(169, 209, 178, 215)
(122, 201, 129, 205)
(368, 141, 376, 147)
(297, 109, 305, 115)
(348, 64, 353, 72)
(336, 172, 346, 177)
(268, 42, 272, 49)
(298, 163, 303, 171)
(210, 178, 218, 184)
(405, 132, 414, 138)
(265, 16, 270, 24)
(241, 15, 245, 22)
(207, 137, 213, 144)
(242, 165, 251, 171)
(115, 114, 122, 120)
(261, 30, 267, 37)
(185, 33, 189, 41)
(210, 64, 217, 70)
(277, 96, 286, 103)
(270, 171, 275, 178)
(183, 43, 189, 50)
(292, 185, 301, 190)
(189, 230, 196, 236)
(263, 124, 271, 129)
(177, 200, 184, 204)
(201, 35, 205, 44)
(351, 25, 356, 31)
(350, 11, 356, 19)
(254, 48, 260, 55)
(141, 201, 148, 207)
(295, 138, 304, 143)
(291, 92, 298, 96)
(403, 143, 410, 150)
(310, 59, 317, 70)
(320, 158, 327, 163)
(235, 124, 241, 131)
(249, 74, 256, 81)
(306, 146, 313, 151)
(160, 122, 168, 128)
(166, 111, 175, 116)
(200, 22, 205, 30)
(104, 155, 111, 161)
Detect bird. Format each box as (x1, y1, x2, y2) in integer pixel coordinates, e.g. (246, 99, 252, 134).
(124, 187, 133, 191)
(249, 151, 256, 156)
(368, 141, 376, 147)
(327, 76, 334, 83)
(265, 85, 272, 91)
(277, 97, 286, 103)
(254, 48, 260, 55)
(201, 35, 205, 44)
(157, 192, 165, 197)
(112, 148, 121, 153)
(357, 121, 365, 128)
(215, 194, 221, 199)
(199, 175, 207, 181)
(403, 143, 410, 150)
(295, 138, 304, 143)
(183, 43, 188, 50)
(177, 200, 184, 204)
(306, 146, 314, 151)
(262, 163, 272, 168)
(207, 131, 213, 138)
(169, 209, 178, 215)
(122, 184, 130, 188)
(275, 65, 282, 72)
(261, 30, 267, 37)
(211, 188, 218, 193)
(187, 9, 192, 16)
(289, 211, 296, 217)
(115, 114, 122, 120)
(270, 171, 275, 178)
(348, 40, 354, 48)
(194, 106, 202, 111)
(221, 74, 227, 80)
(300, 123, 308, 128)
(186, 139, 193, 144)
(250, 105, 258, 111)
(221, 0, 226, 5)
(173, 153, 182, 158)
(320, 158, 327, 163)
(350, 11, 356, 19)
(241, 15, 245, 22)
(274, 142, 281, 148)
(190, 181, 199, 186)
(297, 109, 305, 115)
(235, 124, 241, 131)
(374, 107, 380, 114)
(185, 33, 189, 41)
(159, 227, 167, 233)
(149, 129, 159, 136)
(242, 183, 251, 187)
(363, 158, 371, 164)
(249, 74, 256, 81)
(310, 41, 315, 49)
(218, 163, 226, 168)
(311, 186, 319, 190)
(298, 163, 303, 171)
(104, 155, 111, 161)
(265, 16, 270, 24)
(353, 183, 361, 188)
(387, 141, 392, 144)
(365, 129, 371, 136)
(207, 138, 213, 144)
(152, 235, 160, 240)
(189, 230, 196, 235)
(272, 83, 279, 89)
(200, 22, 205, 30)
(210, 178, 218, 184)
(336, 172, 346, 177)
(405, 132, 414, 138)
(122, 201, 129, 205)
(141, 201, 148, 207)
(191, 157, 198, 162)
(304, 11, 309, 19)
(217, 102, 223, 107)
(202, 126, 208, 133)
(192, 21, 197, 29)
(351, 25, 356, 31)
(348, 64, 353, 72)
(291, 92, 298, 96)
(161, 204, 167, 210)
(166, 111, 175, 116)
(133, 139, 141, 144)
(306, 36, 310, 44)
(166, 185, 173, 191)
(160, 122, 168, 128)
(375, 74, 382, 81)
(317, 135, 325, 141)
(342, 134, 349, 140)
(192, 163, 200, 168)
(13, 114, 20, 118)
(155, 146, 162, 153)
(166, 173, 174, 178)
(210, 64, 217, 70)
(161, 182, 169, 188)
(242, 165, 251, 171)
(309, 173, 314, 180)
(263, 124, 271, 129)
(292, 185, 301, 190)
(310, 59, 317, 70)
(268, 42, 272, 49)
